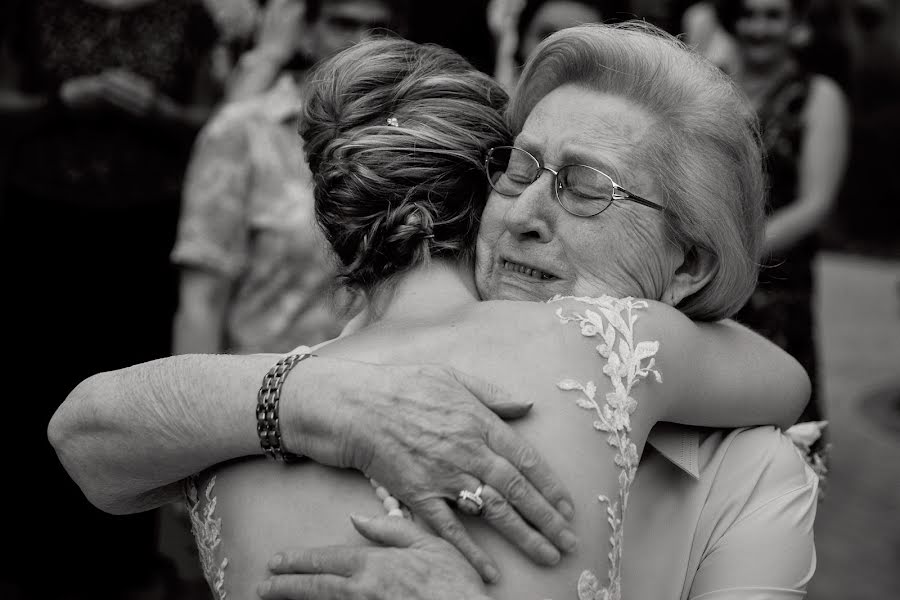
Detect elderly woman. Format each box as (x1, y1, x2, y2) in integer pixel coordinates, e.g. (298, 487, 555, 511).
(49, 24, 819, 600)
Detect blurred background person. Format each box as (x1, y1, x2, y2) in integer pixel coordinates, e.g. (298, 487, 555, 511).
(682, 1, 742, 73)
(488, 0, 614, 89)
(628, 0, 696, 33)
(201, 0, 262, 89)
(223, 0, 407, 101)
(0, 1, 224, 598)
(684, 0, 853, 89)
(717, 0, 850, 430)
(171, 0, 410, 357)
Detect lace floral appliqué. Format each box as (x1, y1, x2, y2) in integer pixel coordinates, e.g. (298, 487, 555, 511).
(185, 475, 229, 600)
(552, 296, 661, 600)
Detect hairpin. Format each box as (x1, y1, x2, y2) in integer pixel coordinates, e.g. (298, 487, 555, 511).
(386, 117, 400, 127)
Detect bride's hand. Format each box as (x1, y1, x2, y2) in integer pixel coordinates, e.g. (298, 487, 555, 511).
(279, 358, 576, 582)
(259, 515, 494, 600)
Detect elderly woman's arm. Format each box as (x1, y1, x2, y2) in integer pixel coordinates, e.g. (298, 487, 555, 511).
(765, 76, 850, 256)
(48, 354, 575, 579)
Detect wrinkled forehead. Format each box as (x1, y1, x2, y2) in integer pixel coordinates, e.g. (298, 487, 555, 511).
(514, 85, 657, 182)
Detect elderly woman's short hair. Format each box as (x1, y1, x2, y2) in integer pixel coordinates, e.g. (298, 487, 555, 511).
(510, 22, 765, 320)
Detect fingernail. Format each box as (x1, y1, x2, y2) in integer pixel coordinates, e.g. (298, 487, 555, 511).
(268, 554, 283, 569)
(484, 564, 501, 583)
(257, 580, 271, 597)
(539, 543, 561, 565)
(558, 500, 575, 520)
(559, 529, 578, 552)
(350, 513, 371, 524)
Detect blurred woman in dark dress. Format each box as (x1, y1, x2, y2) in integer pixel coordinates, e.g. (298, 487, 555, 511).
(0, 1, 221, 598)
(718, 0, 849, 428)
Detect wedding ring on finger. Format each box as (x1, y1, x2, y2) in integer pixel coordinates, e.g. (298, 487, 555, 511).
(457, 484, 486, 516)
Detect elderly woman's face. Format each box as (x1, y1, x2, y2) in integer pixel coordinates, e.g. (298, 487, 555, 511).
(475, 85, 680, 303)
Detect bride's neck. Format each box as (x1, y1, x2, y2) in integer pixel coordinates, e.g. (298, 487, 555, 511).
(362, 259, 479, 326)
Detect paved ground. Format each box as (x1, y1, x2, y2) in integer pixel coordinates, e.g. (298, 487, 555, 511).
(807, 252, 900, 600)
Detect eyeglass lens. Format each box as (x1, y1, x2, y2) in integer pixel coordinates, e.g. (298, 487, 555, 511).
(486, 147, 615, 217)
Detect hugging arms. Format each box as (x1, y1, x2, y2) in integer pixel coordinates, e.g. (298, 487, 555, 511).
(49, 306, 813, 599)
(50, 23, 822, 600)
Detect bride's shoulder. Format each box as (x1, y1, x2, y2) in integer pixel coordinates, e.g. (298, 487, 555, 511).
(459, 296, 687, 361)
(466, 296, 681, 340)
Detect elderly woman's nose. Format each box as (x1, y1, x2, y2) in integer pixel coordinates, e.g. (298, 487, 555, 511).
(502, 179, 555, 241)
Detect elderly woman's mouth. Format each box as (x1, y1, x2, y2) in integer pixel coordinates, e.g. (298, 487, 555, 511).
(502, 260, 558, 281)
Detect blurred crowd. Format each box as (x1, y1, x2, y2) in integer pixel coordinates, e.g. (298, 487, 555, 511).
(1, 1, 897, 599)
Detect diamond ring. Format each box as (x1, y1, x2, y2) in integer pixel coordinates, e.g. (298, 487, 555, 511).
(457, 484, 485, 516)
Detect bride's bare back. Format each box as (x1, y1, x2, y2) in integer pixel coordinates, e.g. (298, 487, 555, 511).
(187, 296, 671, 600)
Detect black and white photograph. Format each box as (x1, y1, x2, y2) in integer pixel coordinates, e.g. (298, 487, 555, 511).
(2, 1, 897, 599)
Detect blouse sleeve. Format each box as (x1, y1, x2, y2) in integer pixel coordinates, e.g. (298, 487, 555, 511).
(171, 109, 253, 279)
(688, 429, 819, 599)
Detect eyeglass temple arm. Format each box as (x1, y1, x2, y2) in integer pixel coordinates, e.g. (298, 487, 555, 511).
(615, 186, 665, 211)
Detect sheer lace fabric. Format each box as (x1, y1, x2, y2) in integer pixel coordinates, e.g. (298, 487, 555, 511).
(185, 475, 228, 599)
(551, 296, 660, 600)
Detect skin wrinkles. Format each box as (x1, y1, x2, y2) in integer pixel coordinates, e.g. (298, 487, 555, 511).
(475, 84, 678, 304)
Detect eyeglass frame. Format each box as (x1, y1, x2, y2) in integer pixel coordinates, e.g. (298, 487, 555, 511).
(483, 146, 665, 217)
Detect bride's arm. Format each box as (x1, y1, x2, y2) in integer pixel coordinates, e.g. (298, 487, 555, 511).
(547, 297, 809, 430)
(637, 301, 810, 429)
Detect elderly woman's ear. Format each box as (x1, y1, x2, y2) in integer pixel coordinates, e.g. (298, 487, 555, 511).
(662, 246, 718, 307)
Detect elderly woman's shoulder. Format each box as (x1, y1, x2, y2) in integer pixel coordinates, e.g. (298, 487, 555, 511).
(702, 426, 818, 506)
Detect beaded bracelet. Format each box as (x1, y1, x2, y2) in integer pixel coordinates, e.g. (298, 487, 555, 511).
(256, 351, 315, 461)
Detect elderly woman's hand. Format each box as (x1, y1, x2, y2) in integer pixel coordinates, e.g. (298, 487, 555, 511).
(258, 515, 494, 600)
(281, 358, 576, 581)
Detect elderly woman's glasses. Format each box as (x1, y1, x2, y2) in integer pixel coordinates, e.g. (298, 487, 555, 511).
(484, 146, 664, 217)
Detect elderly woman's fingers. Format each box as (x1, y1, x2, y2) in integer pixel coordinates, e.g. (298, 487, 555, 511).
(478, 455, 578, 555)
(349, 513, 427, 548)
(268, 546, 360, 576)
(413, 497, 501, 583)
(477, 484, 563, 566)
(483, 422, 575, 520)
(258, 574, 348, 600)
(451, 368, 532, 419)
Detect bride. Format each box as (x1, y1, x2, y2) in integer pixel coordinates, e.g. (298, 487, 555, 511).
(185, 35, 809, 600)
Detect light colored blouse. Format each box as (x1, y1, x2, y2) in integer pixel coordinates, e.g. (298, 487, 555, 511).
(625, 424, 818, 599)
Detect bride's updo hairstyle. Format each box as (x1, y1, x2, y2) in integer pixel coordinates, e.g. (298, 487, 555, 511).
(300, 38, 511, 293)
